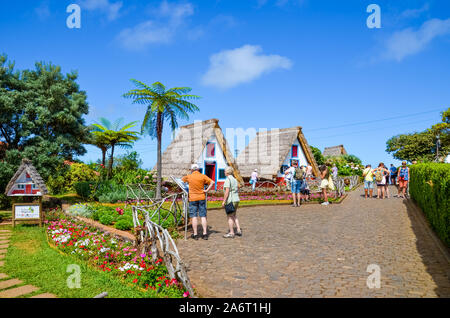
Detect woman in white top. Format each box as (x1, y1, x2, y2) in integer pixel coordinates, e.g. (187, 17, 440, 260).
(222, 167, 242, 238)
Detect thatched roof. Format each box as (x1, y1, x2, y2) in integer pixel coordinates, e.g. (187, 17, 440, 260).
(157, 119, 244, 183)
(236, 127, 319, 180)
(5, 158, 49, 196)
(323, 145, 347, 157)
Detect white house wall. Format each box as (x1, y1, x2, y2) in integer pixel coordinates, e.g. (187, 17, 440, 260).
(277, 138, 309, 177)
(196, 134, 229, 182)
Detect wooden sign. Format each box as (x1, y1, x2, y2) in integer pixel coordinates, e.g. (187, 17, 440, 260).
(12, 202, 42, 227)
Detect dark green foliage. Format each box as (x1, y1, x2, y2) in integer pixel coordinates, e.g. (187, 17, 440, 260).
(99, 213, 115, 225)
(0, 55, 90, 193)
(410, 163, 450, 246)
(74, 181, 96, 201)
(310, 146, 324, 165)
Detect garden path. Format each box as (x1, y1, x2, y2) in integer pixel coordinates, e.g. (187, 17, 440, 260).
(176, 185, 450, 298)
(0, 229, 57, 298)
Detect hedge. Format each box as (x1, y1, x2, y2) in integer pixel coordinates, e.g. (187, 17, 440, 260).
(409, 163, 450, 247)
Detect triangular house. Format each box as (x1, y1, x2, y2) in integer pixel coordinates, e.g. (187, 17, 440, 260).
(5, 159, 49, 196)
(236, 126, 319, 182)
(323, 145, 347, 157)
(158, 118, 244, 189)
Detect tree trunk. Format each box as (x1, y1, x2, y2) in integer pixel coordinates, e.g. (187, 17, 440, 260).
(101, 148, 106, 166)
(108, 144, 115, 179)
(156, 112, 163, 200)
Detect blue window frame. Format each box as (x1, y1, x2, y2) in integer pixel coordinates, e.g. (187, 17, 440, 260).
(218, 169, 226, 180)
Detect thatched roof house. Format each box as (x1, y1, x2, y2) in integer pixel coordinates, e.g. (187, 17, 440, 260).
(5, 158, 48, 196)
(236, 126, 319, 181)
(157, 118, 244, 188)
(323, 145, 347, 157)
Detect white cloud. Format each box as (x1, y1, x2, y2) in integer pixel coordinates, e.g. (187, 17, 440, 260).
(80, 0, 123, 21)
(116, 0, 194, 50)
(201, 45, 293, 89)
(383, 18, 450, 61)
(400, 3, 430, 19)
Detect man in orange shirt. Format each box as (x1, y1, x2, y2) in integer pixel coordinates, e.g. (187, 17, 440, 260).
(182, 164, 215, 240)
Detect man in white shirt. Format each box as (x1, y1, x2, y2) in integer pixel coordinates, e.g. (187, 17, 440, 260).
(250, 169, 258, 191)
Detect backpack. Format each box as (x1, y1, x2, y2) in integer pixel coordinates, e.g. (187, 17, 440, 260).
(294, 167, 305, 180)
(374, 169, 383, 182)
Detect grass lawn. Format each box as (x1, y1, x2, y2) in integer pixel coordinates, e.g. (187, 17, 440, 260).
(2, 224, 162, 298)
(49, 193, 83, 204)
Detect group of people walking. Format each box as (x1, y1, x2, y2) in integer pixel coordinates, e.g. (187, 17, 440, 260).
(362, 161, 410, 199)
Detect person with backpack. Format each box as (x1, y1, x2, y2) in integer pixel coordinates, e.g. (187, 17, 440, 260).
(373, 163, 388, 199)
(397, 161, 410, 198)
(290, 160, 304, 207)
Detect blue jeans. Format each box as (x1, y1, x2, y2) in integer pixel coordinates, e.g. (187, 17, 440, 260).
(364, 181, 374, 189)
(188, 200, 207, 218)
(291, 180, 302, 194)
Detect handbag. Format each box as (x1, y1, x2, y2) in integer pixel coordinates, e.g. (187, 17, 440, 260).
(225, 202, 236, 214)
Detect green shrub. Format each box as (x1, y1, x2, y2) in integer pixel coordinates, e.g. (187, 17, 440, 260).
(410, 163, 450, 246)
(99, 213, 115, 225)
(47, 163, 98, 195)
(114, 216, 134, 231)
(74, 181, 96, 201)
(0, 194, 11, 209)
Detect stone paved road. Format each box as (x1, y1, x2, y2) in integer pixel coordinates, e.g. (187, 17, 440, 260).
(176, 186, 450, 298)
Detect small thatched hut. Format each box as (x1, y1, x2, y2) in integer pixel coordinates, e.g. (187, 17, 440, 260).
(5, 158, 48, 196)
(323, 145, 347, 157)
(236, 126, 319, 182)
(157, 118, 243, 189)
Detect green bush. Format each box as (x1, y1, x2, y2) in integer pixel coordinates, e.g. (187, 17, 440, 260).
(68, 204, 94, 218)
(99, 213, 115, 225)
(47, 163, 98, 195)
(74, 181, 95, 201)
(410, 163, 450, 246)
(114, 216, 134, 231)
(0, 194, 11, 209)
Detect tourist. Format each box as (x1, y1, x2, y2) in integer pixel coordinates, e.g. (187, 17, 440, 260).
(290, 160, 303, 207)
(389, 164, 397, 185)
(182, 164, 215, 240)
(331, 164, 338, 179)
(221, 167, 242, 238)
(362, 164, 374, 198)
(306, 164, 313, 178)
(373, 163, 388, 199)
(383, 163, 391, 198)
(319, 165, 333, 206)
(397, 161, 410, 198)
(284, 162, 295, 192)
(250, 169, 258, 191)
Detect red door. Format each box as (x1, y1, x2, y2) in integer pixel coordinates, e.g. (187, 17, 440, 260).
(26, 184, 32, 194)
(205, 163, 216, 182)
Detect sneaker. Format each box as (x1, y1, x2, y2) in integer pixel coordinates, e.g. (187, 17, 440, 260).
(223, 233, 234, 238)
(202, 234, 208, 240)
(321, 202, 329, 206)
(191, 234, 199, 240)
(235, 230, 242, 237)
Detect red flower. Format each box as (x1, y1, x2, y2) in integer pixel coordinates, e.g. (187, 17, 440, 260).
(133, 279, 138, 283)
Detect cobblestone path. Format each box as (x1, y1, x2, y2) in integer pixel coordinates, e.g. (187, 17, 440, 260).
(176, 186, 450, 298)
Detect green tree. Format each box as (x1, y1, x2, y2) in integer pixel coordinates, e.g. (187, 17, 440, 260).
(91, 118, 140, 178)
(386, 108, 450, 163)
(0, 55, 90, 193)
(123, 80, 200, 199)
(310, 146, 325, 165)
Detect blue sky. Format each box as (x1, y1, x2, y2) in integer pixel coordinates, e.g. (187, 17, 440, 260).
(1, 0, 449, 170)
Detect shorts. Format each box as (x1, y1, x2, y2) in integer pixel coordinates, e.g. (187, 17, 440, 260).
(291, 180, 302, 193)
(398, 179, 409, 188)
(189, 200, 207, 218)
(320, 179, 329, 189)
(364, 181, 374, 189)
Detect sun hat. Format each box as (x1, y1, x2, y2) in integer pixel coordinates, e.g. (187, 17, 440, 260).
(191, 164, 199, 170)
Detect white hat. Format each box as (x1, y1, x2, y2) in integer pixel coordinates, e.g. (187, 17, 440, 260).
(191, 163, 199, 170)
(254, 168, 258, 172)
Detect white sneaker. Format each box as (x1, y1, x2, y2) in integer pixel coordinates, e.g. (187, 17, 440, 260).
(321, 202, 329, 206)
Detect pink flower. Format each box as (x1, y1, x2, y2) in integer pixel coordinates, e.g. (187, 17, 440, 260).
(183, 291, 190, 298)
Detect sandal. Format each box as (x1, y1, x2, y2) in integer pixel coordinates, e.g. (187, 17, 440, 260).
(235, 231, 242, 237)
(223, 233, 235, 238)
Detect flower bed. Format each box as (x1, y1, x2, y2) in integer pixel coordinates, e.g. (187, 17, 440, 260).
(45, 216, 189, 297)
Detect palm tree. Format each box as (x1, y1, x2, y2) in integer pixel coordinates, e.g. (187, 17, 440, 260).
(91, 118, 140, 178)
(123, 80, 200, 199)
